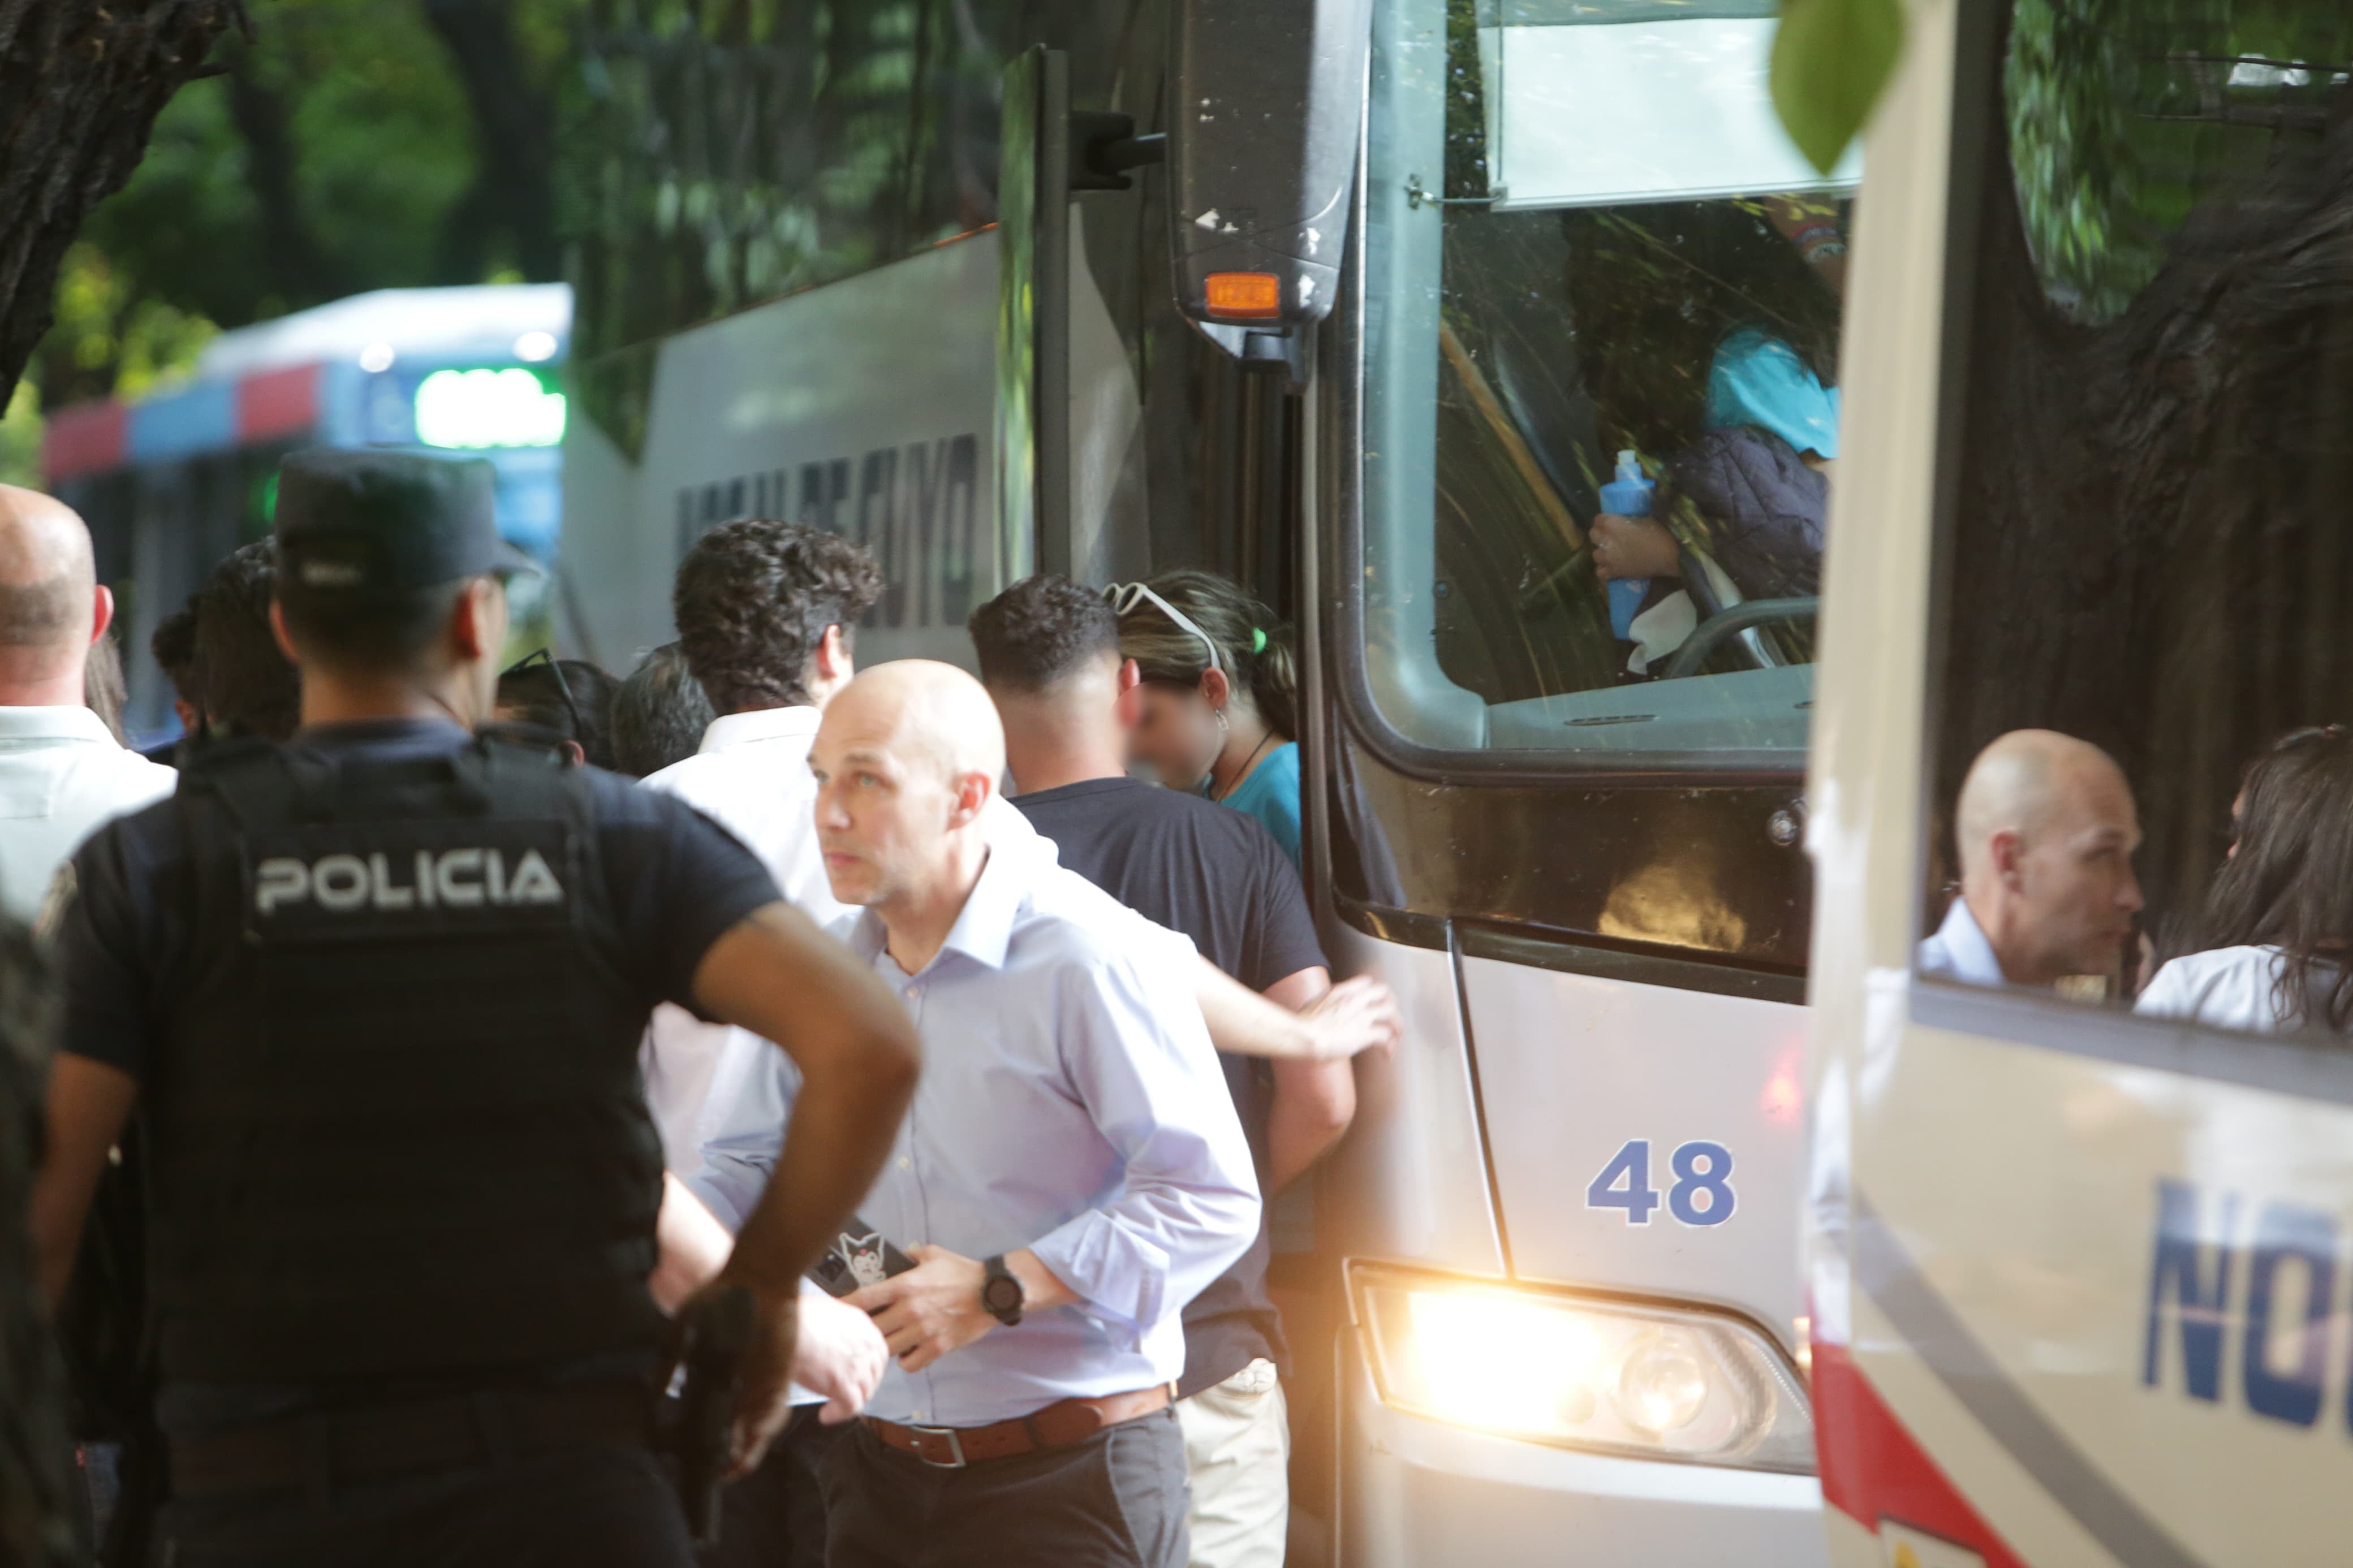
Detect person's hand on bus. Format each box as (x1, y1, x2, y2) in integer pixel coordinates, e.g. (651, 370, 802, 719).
(1298, 975, 1402, 1060)
(1591, 513, 1681, 583)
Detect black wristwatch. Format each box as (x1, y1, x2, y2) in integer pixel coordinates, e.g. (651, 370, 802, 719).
(981, 1254, 1024, 1327)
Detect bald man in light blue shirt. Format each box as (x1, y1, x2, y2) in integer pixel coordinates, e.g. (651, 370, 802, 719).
(730, 659, 1255, 1568)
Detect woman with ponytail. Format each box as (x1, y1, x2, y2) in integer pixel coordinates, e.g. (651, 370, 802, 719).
(1109, 571, 1305, 865)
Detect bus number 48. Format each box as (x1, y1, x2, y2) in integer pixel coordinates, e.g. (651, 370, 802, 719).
(1585, 1140, 1736, 1227)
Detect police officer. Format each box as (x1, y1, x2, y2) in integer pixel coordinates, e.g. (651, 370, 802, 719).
(26, 450, 920, 1568)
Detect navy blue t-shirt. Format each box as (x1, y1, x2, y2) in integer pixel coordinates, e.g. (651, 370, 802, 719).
(61, 719, 779, 1085)
(1011, 775, 1326, 1397)
(57, 719, 782, 1432)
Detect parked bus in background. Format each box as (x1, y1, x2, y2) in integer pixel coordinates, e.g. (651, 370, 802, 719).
(562, 3, 1841, 1562)
(41, 283, 571, 745)
(1808, 0, 2353, 1564)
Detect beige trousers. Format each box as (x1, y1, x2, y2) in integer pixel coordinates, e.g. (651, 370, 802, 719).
(1174, 1359, 1290, 1568)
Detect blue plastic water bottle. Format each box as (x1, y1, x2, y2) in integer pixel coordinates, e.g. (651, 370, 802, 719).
(1597, 449, 1656, 640)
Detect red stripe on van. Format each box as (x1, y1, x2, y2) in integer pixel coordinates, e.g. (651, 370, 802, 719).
(1813, 1340, 2031, 1568)
(236, 363, 321, 443)
(41, 400, 127, 481)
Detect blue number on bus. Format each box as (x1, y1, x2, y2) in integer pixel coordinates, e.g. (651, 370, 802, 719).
(1586, 1139, 1660, 1225)
(1669, 1141, 1736, 1226)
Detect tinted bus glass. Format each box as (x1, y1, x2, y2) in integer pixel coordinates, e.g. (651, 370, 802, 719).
(1925, 0, 2353, 1025)
(1358, 0, 1852, 763)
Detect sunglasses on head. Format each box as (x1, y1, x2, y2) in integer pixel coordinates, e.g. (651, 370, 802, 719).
(1103, 582, 1220, 674)
(500, 647, 583, 740)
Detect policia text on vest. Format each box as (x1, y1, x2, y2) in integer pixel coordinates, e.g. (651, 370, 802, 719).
(253, 840, 566, 914)
(32, 449, 921, 1568)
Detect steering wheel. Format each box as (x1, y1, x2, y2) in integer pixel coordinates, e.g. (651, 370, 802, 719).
(1657, 597, 1820, 680)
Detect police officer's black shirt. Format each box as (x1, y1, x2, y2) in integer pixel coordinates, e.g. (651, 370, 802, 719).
(1010, 775, 1326, 1397)
(62, 719, 781, 1084)
(57, 720, 783, 1432)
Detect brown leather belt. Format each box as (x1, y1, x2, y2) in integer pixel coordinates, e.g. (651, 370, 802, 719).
(865, 1385, 1171, 1468)
(169, 1380, 653, 1498)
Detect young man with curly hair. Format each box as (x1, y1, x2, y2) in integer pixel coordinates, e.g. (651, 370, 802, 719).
(641, 519, 895, 1568)
(650, 528, 1399, 1568)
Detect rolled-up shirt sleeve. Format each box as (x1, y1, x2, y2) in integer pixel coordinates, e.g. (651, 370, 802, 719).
(1028, 949, 1260, 1347)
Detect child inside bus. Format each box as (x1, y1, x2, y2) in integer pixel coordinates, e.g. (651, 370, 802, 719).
(1569, 198, 1844, 673)
(2137, 725, 2353, 1034)
(1110, 572, 1304, 866)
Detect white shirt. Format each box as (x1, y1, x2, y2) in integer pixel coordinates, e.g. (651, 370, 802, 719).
(2136, 945, 2339, 1034)
(0, 706, 174, 925)
(637, 706, 848, 1176)
(706, 841, 1258, 1426)
(1917, 896, 2005, 988)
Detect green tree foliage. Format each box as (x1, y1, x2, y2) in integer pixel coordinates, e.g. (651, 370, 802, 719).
(564, 0, 1005, 369)
(31, 0, 580, 414)
(2004, 0, 2353, 325)
(0, 386, 40, 490)
(560, 0, 1123, 457)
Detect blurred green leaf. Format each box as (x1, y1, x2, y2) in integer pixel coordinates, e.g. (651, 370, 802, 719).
(0, 382, 41, 490)
(1771, 0, 1907, 175)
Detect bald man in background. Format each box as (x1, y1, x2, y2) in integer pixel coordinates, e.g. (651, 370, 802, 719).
(788, 660, 1257, 1568)
(0, 486, 171, 924)
(1921, 728, 2144, 989)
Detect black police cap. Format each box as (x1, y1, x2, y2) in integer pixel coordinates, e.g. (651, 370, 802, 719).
(274, 448, 538, 596)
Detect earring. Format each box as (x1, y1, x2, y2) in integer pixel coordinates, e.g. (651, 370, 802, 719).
(1214, 707, 1229, 734)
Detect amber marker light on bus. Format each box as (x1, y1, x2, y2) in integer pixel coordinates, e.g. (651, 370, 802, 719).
(1203, 271, 1282, 321)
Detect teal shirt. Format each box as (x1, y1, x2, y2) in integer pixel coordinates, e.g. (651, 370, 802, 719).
(1213, 741, 1302, 866)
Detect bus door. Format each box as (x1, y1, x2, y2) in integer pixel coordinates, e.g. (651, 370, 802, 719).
(1809, 1, 2353, 1563)
(1298, 1, 1857, 1563)
(1010, 6, 1850, 1560)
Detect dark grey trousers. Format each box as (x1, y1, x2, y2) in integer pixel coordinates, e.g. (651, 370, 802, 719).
(820, 1409, 1188, 1568)
(704, 1409, 847, 1568)
(153, 1442, 695, 1568)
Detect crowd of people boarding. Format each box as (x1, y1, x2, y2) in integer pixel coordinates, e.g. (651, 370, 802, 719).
(10, 432, 2346, 1568)
(0, 460, 1396, 1568)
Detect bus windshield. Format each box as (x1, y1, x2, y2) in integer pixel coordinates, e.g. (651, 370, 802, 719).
(1360, 0, 1855, 762)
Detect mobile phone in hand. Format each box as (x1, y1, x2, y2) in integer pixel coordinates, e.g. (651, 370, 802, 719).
(807, 1217, 917, 1299)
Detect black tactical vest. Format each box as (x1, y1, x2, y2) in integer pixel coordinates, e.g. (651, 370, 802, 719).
(146, 736, 665, 1384)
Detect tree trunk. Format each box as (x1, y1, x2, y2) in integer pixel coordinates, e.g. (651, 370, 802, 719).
(224, 42, 344, 312)
(419, 0, 560, 284)
(1940, 18, 2353, 933)
(0, 0, 251, 405)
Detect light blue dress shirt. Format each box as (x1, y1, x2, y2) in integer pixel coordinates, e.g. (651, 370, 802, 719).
(689, 836, 1259, 1427)
(1917, 896, 2005, 987)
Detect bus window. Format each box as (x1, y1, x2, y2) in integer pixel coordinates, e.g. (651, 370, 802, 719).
(1358, 0, 1853, 763)
(1924, 0, 2353, 1020)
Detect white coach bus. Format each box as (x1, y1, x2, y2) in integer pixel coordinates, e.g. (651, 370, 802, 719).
(563, 1, 1852, 1561)
(1809, 0, 2353, 1563)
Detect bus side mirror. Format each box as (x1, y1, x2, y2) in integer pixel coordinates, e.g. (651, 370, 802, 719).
(1168, 0, 1372, 361)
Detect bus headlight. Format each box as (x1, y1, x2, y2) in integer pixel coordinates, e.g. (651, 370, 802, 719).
(1350, 1264, 1814, 1472)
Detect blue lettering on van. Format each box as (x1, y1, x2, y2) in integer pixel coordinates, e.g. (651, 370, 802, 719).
(674, 434, 981, 632)
(2244, 1202, 2336, 1426)
(1585, 1138, 1736, 1228)
(2144, 1177, 2235, 1402)
(2141, 1178, 2345, 1430)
